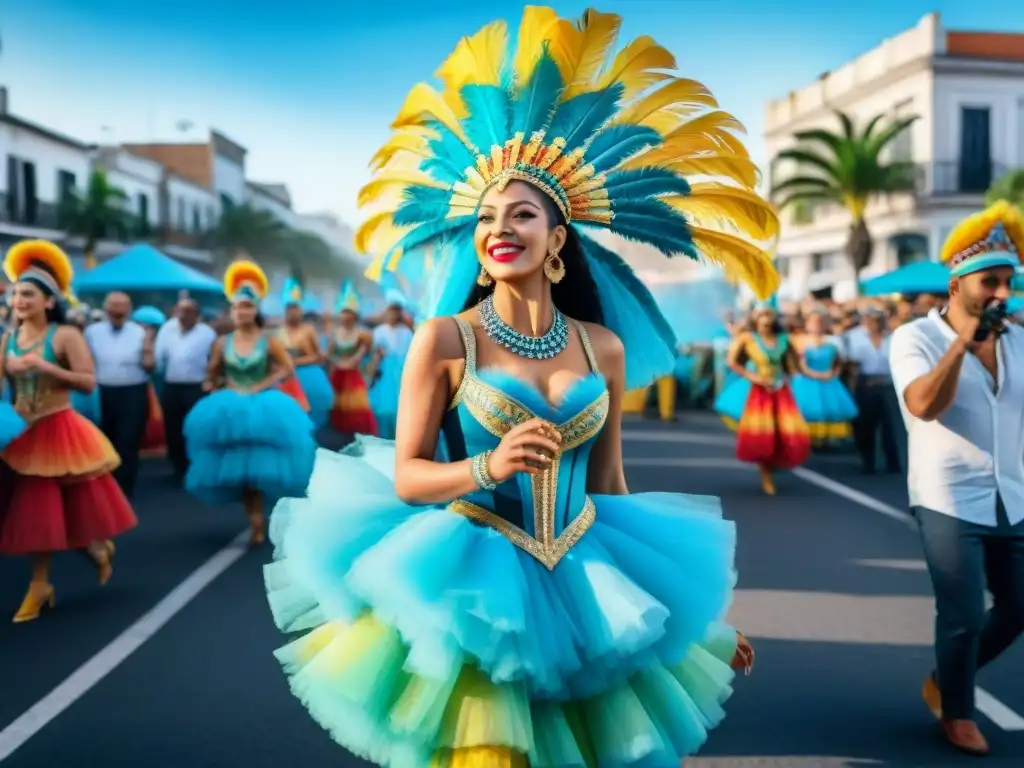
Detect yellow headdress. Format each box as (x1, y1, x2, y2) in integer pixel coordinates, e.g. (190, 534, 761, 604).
(941, 200, 1023, 278)
(3, 239, 74, 297)
(355, 6, 779, 389)
(223, 260, 269, 305)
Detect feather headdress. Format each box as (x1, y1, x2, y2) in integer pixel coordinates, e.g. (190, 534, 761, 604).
(282, 277, 305, 306)
(3, 239, 74, 297)
(940, 200, 1023, 278)
(223, 260, 269, 305)
(356, 6, 779, 388)
(336, 280, 361, 314)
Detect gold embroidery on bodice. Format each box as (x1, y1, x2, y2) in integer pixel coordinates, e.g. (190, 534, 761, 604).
(447, 316, 609, 569)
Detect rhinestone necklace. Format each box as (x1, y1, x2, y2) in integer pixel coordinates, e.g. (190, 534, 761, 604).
(479, 294, 569, 359)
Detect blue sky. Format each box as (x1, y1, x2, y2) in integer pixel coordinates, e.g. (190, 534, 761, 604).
(3, 0, 1021, 227)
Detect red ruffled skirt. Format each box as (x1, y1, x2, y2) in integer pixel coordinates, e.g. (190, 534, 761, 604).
(279, 375, 311, 412)
(735, 382, 812, 469)
(330, 368, 378, 435)
(141, 383, 166, 455)
(0, 408, 137, 555)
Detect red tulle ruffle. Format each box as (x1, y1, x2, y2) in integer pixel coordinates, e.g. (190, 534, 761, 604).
(735, 382, 811, 469)
(0, 407, 119, 478)
(279, 375, 311, 412)
(330, 368, 377, 435)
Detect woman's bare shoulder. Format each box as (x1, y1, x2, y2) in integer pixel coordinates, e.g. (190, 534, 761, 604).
(576, 321, 624, 371)
(413, 316, 469, 361)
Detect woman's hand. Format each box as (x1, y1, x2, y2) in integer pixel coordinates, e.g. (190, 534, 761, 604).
(732, 632, 755, 674)
(487, 417, 562, 484)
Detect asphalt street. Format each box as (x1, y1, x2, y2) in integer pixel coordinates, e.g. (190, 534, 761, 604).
(1, 412, 1022, 767)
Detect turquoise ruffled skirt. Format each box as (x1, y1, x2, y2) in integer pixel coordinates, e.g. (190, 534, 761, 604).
(295, 364, 333, 430)
(183, 389, 317, 504)
(790, 374, 857, 426)
(0, 401, 28, 451)
(368, 356, 404, 440)
(265, 436, 739, 766)
(70, 388, 102, 425)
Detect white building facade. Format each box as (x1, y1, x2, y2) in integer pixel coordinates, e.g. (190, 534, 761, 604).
(766, 13, 1024, 300)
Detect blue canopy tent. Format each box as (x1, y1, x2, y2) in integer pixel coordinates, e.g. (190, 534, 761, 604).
(860, 260, 951, 296)
(73, 244, 223, 314)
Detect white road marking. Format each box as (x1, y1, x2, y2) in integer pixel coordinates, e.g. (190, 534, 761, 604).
(976, 688, 1024, 731)
(0, 530, 251, 762)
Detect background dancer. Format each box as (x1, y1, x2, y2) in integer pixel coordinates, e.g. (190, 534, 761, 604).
(277, 279, 333, 431)
(182, 260, 316, 545)
(264, 7, 772, 764)
(790, 307, 858, 448)
(715, 300, 813, 495)
(366, 297, 413, 439)
(890, 201, 1024, 757)
(327, 280, 376, 436)
(0, 240, 136, 623)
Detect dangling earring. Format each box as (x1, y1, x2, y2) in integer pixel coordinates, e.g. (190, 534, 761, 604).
(544, 249, 566, 284)
(477, 267, 493, 287)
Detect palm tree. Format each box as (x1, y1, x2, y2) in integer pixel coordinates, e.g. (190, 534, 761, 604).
(58, 169, 133, 269)
(985, 168, 1024, 208)
(203, 203, 288, 268)
(771, 110, 918, 295)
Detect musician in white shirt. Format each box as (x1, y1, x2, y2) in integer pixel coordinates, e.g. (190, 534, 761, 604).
(888, 202, 1024, 757)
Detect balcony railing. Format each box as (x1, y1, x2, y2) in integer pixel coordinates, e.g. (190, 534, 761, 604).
(0, 194, 60, 230)
(916, 160, 1009, 197)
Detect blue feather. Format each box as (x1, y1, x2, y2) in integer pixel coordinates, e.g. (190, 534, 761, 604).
(425, 232, 479, 318)
(607, 199, 697, 258)
(585, 125, 663, 174)
(547, 83, 624, 154)
(605, 168, 691, 201)
(425, 121, 477, 173)
(460, 85, 512, 152)
(578, 232, 677, 389)
(396, 216, 474, 255)
(510, 47, 564, 137)
(394, 186, 450, 226)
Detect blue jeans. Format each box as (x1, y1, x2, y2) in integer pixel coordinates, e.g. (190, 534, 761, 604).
(913, 497, 1024, 719)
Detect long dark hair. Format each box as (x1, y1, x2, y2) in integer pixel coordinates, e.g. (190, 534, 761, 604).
(461, 194, 604, 325)
(20, 261, 68, 325)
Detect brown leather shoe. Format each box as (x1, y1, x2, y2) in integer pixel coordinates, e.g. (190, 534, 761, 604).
(941, 719, 990, 756)
(922, 676, 942, 720)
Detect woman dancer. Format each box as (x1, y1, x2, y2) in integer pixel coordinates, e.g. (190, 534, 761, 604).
(133, 305, 168, 457)
(366, 297, 414, 439)
(265, 7, 779, 765)
(278, 279, 333, 430)
(790, 308, 857, 448)
(328, 280, 377, 435)
(182, 260, 316, 545)
(0, 240, 136, 622)
(715, 301, 813, 495)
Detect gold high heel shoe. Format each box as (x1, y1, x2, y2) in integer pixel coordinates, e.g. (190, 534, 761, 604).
(758, 467, 776, 496)
(13, 583, 56, 623)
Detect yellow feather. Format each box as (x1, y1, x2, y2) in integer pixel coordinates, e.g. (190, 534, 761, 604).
(668, 154, 760, 189)
(357, 171, 449, 208)
(669, 183, 779, 239)
(940, 199, 1024, 262)
(560, 9, 622, 98)
(596, 35, 676, 100)
(435, 20, 508, 92)
(690, 227, 780, 300)
(369, 132, 432, 171)
(626, 114, 750, 170)
(354, 211, 414, 256)
(513, 6, 560, 85)
(391, 83, 472, 149)
(613, 78, 718, 131)
(364, 252, 387, 281)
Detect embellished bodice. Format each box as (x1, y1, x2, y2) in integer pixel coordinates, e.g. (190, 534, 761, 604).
(740, 332, 792, 383)
(223, 332, 270, 388)
(801, 341, 838, 373)
(276, 326, 303, 359)
(4, 324, 68, 420)
(330, 330, 363, 363)
(442, 317, 609, 570)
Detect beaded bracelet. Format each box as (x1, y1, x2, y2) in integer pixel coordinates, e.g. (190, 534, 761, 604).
(470, 450, 498, 490)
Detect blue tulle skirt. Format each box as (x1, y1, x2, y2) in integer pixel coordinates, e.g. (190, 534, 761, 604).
(368, 355, 404, 440)
(295, 364, 333, 430)
(70, 388, 102, 425)
(0, 401, 28, 451)
(265, 436, 739, 765)
(713, 376, 750, 424)
(790, 374, 857, 443)
(183, 388, 317, 504)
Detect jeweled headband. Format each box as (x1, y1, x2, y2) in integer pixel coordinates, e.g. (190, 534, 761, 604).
(941, 201, 1024, 279)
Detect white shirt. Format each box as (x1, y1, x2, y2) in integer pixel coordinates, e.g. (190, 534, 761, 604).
(84, 320, 149, 387)
(889, 308, 1024, 526)
(373, 323, 414, 358)
(845, 325, 891, 376)
(155, 319, 217, 383)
